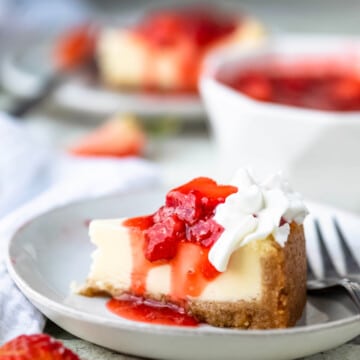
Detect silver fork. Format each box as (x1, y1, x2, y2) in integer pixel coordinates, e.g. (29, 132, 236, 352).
(306, 217, 360, 312)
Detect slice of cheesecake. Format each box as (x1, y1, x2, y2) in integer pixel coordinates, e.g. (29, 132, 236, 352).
(97, 6, 265, 92)
(79, 169, 308, 329)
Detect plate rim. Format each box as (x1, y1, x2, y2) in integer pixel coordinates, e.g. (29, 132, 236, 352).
(6, 193, 360, 338)
(2, 45, 205, 118)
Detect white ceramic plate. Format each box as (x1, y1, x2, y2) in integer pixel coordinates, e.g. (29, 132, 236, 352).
(2, 44, 204, 119)
(6, 190, 360, 360)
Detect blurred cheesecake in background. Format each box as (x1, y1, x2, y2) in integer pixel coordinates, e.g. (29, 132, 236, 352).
(97, 5, 265, 92)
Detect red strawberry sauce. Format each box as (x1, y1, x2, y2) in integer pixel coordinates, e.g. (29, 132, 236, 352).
(135, 6, 237, 49)
(107, 295, 199, 327)
(106, 177, 237, 325)
(132, 6, 238, 92)
(217, 56, 360, 111)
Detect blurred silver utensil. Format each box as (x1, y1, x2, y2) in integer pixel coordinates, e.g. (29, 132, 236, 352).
(307, 217, 360, 312)
(8, 75, 60, 117)
(5, 23, 96, 118)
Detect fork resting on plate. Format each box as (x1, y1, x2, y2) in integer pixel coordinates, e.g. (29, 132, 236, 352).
(307, 217, 360, 312)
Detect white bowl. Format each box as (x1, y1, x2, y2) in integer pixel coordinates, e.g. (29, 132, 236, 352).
(200, 35, 360, 211)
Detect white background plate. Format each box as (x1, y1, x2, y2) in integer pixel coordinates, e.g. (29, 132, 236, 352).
(6, 190, 360, 360)
(2, 44, 204, 119)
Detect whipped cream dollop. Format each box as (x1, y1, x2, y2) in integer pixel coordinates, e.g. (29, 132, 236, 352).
(208, 169, 308, 272)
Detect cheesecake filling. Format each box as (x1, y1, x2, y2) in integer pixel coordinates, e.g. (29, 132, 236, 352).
(209, 169, 308, 272)
(87, 219, 262, 302)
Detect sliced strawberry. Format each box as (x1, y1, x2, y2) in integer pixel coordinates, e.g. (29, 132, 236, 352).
(69, 115, 146, 158)
(188, 218, 224, 247)
(144, 217, 183, 261)
(0, 334, 79, 360)
(166, 190, 202, 224)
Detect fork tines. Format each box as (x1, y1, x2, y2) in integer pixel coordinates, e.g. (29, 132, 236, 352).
(309, 217, 360, 279)
(333, 218, 360, 274)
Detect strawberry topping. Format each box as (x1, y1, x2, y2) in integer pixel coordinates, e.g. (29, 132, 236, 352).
(124, 177, 237, 262)
(135, 6, 238, 48)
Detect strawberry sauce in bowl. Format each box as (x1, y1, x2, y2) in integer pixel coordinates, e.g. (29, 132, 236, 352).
(216, 55, 360, 112)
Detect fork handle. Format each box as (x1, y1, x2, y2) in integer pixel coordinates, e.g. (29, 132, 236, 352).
(341, 278, 360, 312)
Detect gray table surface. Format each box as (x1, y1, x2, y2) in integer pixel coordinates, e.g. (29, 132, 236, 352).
(46, 321, 360, 360)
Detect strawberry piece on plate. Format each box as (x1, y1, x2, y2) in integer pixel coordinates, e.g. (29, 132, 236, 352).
(69, 115, 146, 157)
(0, 334, 79, 360)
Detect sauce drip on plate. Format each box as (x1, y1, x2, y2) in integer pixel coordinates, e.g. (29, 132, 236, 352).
(107, 295, 199, 327)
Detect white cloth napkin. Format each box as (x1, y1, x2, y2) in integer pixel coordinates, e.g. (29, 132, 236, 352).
(0, 114, 160, 344)
(0, 114, 52, 217)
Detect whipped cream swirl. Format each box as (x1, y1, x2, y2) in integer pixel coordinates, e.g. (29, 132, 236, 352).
(208, 169, 308, 272)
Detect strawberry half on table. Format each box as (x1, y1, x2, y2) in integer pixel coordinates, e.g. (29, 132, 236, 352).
(0, 334, 79, 360)
(68, 114, 146, 158)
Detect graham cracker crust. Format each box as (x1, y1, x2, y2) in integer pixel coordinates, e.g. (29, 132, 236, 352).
(188, 223, 306, 329)
(80, 223, 306, 329)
